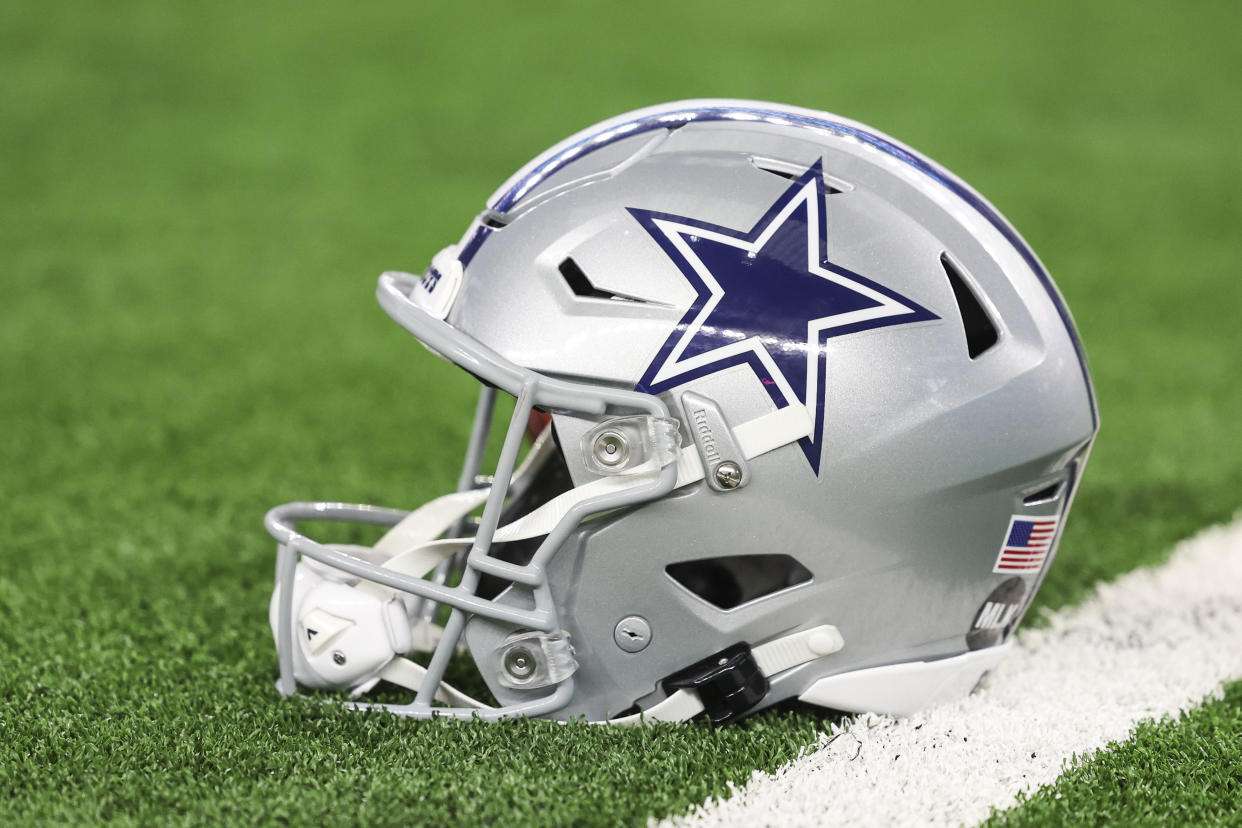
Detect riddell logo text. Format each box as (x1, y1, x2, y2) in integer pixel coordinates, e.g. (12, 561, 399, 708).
(692, 409, 720, 464)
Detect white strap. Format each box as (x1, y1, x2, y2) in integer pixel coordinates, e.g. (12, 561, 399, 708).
(754, 625, 844, 676)
(493, 460, 660, 542)
(372, 488, 491, 559)
(603, 623, 844, 725)
(607, 687, 705, 724)
(357, 535, 474, 601)
(369, 424, 558, 560)
(735, 403, 814, 459)
(372, 656, 493, 709)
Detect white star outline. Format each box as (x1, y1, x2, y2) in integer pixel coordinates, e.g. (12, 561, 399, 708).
(646, 176, 925, 444)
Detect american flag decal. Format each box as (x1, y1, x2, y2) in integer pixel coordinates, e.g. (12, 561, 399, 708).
(992, 515, 1060, 574)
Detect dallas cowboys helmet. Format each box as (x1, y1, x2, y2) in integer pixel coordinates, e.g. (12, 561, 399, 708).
(265, 99, 1097, 723)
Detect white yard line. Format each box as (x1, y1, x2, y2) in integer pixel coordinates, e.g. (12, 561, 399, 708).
(659, 515, 1242, 828)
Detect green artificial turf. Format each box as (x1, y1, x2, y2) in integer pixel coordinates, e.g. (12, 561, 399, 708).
(986, 681, 1242, 827)
(2, 0, 1241, 824)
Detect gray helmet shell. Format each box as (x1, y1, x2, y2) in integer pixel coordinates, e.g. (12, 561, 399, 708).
(453, 101, 1095, 719)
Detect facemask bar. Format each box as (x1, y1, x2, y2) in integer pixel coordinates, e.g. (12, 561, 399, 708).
(264, 272, 680, 720)
(409, 384, 499, 629)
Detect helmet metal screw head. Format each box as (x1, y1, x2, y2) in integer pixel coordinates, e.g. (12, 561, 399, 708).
(714, 461, 742, 489)
(503, 646, 537, 682)
(613, 616, 652, 653)
(332, 651, 347, 666)
(593, 430, 630, 468)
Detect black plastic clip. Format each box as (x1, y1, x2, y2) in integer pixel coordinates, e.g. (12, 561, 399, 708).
(662, 642, 769, 724)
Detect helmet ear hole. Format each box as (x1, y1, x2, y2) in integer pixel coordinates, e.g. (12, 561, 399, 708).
(667, 560, 743, 609)
(666, 555, 813, 610)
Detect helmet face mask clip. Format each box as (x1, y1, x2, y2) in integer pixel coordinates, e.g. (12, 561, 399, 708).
(264, 100, 1097, 724)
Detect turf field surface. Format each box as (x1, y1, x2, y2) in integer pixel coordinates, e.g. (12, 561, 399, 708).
(2, 0, 1240, 824)
(990, 684, 1242, 826)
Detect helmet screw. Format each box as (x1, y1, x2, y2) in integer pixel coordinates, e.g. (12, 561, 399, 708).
(613, 616, 652, 653)
(502, 646, 537, 682)
(332, 651, 347, 666)
(592, 430, 630, 468)
(714, 461, 742, 490)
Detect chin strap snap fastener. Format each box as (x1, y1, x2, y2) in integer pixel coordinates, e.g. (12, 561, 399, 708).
(661, 642, 769, 724)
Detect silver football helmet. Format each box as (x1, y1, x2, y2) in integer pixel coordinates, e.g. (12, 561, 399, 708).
(265, 99, 1097, 723)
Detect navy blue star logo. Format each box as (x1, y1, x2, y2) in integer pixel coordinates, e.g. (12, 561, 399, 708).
(629, 160, 938, 475)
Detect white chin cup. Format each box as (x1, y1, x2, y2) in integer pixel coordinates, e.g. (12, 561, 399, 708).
(269, 561, 412, 690)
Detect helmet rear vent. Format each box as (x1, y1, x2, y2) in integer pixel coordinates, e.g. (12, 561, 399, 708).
(479, 210, 511, 228)
(666, 554, 812, 610)
(941, 253, 999, 359)
(1023, 480, 1066, 506)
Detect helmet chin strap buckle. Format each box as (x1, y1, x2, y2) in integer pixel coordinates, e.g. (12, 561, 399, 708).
(662, 643, 770, 724)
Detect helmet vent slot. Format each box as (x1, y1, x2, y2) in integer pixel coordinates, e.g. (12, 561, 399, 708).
(558, 257, 616, 300)
(666, 554, 812, 610)
(750, 157, 845, 193)
(557, 257, 662, 305)
(941, 253, 999, 359)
